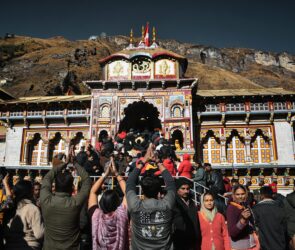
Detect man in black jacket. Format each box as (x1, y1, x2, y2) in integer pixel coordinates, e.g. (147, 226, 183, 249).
(284, 187, 295, 249)
(204, 163, 226, 215)
(253, 186, 288, 250)
(204, 163, 225, 195)
(172, 178, 201, 250)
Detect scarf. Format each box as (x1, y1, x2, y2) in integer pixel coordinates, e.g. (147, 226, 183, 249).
(92, 204, 128, 250)
(200, 194, 217, 222)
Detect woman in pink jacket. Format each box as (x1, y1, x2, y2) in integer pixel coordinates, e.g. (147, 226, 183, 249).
(198, 192, 231, 250)
(178, 154, 193, 179)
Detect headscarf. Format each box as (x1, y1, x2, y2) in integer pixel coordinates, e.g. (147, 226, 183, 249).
(200, 193, 217, 222)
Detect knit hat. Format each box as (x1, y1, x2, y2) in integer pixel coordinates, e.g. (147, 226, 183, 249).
(175, 178, 192, 190)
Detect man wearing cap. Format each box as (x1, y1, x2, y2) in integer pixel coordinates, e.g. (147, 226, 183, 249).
(172, 178, 201, 250)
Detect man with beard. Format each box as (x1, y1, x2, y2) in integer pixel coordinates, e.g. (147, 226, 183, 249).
(172, 178, 201, 250)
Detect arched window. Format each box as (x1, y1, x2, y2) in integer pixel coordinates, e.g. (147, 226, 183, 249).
(70, 132, 86, 155)
(171, 129, 184, 150)
(251, 130, 271, 163)
(27, 133, 46, 166)
(227, 135, 245, 164)
(203, 137, 221, 164)
(171, 104, 183, 118)
(201, 130, 221, 164)
(100, 104, 110, 118)
(48, 132, 66, 162)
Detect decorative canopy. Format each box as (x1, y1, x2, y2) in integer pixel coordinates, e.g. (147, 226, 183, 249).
(99, 25, 188, 81)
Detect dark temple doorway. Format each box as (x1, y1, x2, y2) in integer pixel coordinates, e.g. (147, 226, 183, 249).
(119, 101, 162, 132)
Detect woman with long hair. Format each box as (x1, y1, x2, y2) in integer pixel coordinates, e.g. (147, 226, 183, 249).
(226, 184, 259, 250)
(4, 179, 44, 250)
(88, 157, 129, 250)
(198, 191, 230, 250)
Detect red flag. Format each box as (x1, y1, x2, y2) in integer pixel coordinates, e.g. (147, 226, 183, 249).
(144, 23, 150, 46)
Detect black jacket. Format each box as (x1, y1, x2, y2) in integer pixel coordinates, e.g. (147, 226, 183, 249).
(253, 199, 288, 250)
(172, 195, 201, 250)
(284, 191, 295, 237)
(207, 171, 225, 195)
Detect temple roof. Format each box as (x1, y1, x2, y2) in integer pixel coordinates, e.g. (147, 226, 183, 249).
(197, 88, 295, 97)
(1, 95, 91, 104)
(99, 47, 187, 65)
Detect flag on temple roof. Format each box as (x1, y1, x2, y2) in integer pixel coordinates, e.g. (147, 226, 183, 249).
(144, 22, 150, 46)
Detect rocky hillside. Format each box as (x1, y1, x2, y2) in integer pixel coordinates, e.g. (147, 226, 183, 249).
(0, 35, 294, 97)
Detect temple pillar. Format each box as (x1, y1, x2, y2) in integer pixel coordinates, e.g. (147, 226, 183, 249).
(244, 134, 252, 163)
(269, 135, 274, 162)
(41, 139, 49, 165)
(65, 138, 71, 157)
(220, 128, 227, 164)
(220, 136, 227, 164)
(23, 142, 29, 165)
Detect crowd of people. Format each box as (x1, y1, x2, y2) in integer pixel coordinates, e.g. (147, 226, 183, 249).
(0, 129, 294, 250)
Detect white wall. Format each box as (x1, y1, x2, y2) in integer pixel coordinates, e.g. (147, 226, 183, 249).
(0, 141, 6, 165)
(274, 121, 295, 165)
(4, 127, 23, 166)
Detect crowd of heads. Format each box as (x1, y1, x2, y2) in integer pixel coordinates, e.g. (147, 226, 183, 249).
(0, 127, 294, 250)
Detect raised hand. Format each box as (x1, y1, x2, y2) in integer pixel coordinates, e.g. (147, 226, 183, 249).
(3, 173, 9, 184)
(143, 143, 154, 162)
(110, 157, 118, 176)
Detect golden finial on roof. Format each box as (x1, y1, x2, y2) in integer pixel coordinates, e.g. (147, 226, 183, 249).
(153, 27, 156, 43)
(130, 28, 133, 44)
(141, 25, 144, 42)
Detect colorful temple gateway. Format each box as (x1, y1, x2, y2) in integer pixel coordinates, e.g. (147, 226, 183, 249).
(0, 27, 294, 191)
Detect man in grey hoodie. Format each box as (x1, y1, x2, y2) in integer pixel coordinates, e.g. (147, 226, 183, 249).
(126, 144, 176, 250)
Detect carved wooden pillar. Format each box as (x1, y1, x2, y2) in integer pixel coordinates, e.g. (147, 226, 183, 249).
(42, 138, 49, 165)
(65, 138, 71, 157)
(220, 128, 227, 164)
(23, 141, 29, 165)
(267, 127, 274, 162)
(244, 130, 252, 163)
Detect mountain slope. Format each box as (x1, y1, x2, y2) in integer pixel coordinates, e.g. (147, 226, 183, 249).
(0, 35, 294, 97)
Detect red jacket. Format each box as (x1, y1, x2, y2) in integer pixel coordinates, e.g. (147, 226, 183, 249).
(198, 211, 231, 250)
(163, 159, 176, 176)
(178, 154, 192, 179)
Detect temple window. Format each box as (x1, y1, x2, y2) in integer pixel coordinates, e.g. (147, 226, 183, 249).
(10, 111, 23, 117)
(47, 110, 64, 116)
(100, 105, 110, 118)
(203, 137, 221, 164)
(27, 134, 45, 166)
(27, 111, 42, 116)
(171, 105, 183, 118)
(48, 133, 65, 163)
(251, 135, 271, 163)
(227, 136, 245, 164)
(68, 109, 87, 115)
(171, 129, 184, 149)
(226, 103, 245, 112)
(273, 102, 286, 111)
(205, 104, 219, 112)
(250, 102, 269, 111)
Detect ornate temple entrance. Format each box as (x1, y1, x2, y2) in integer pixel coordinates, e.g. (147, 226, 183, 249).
(118, 101, 162, 132)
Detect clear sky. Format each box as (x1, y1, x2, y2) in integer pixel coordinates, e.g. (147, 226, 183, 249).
(1, 0, 295, 53)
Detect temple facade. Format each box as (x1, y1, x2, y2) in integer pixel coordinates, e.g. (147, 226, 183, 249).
(0, 28, 294, 190)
